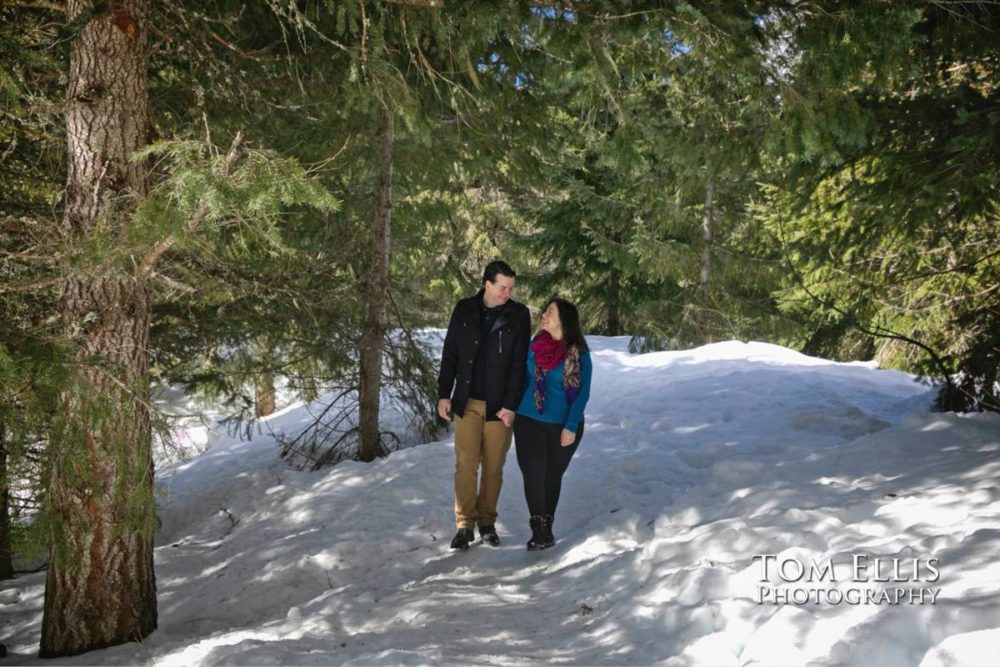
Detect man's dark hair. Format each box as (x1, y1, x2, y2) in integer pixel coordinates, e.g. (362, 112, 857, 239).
(483, 260, 516, 285)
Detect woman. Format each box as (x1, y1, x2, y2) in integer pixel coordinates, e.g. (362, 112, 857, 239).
(513, 297, 593, 550)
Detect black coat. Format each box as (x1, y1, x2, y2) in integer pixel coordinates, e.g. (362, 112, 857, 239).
(437, 291, 531, 421)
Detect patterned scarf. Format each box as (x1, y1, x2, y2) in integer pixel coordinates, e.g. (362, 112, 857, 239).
(531, 331, 581, 412)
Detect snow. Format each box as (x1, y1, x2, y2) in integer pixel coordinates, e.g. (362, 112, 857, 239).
(2, 335, 999, 665)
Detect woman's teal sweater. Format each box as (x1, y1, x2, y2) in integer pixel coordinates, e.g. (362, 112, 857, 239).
(515, 347, 593, 432)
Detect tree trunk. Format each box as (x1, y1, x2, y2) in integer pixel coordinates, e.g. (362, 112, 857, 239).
(0, 420, 12, 580)
(358, 105, 394, 463)
(254, 338, 276, 418)
(254, 370, 277, 418)
(41, 0, 157, 656)
(701, 172, 713, 290)
(606, 271, 622, 336)
(698, 172, 715, 344)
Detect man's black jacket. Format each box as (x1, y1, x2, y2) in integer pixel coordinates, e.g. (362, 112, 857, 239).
(437, 290, 531, 421)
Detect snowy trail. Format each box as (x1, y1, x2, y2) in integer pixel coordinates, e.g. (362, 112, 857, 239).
(2, 337, 999, 665)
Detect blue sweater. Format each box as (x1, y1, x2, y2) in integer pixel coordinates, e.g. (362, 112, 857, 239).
(516, 348, 593, 432)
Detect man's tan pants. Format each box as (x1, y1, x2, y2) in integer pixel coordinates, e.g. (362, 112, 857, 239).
(454, 398, 513, 529)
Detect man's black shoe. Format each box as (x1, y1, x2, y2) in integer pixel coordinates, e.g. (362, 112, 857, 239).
(450, 527, 475, 550)
(479, 525, 500, 547)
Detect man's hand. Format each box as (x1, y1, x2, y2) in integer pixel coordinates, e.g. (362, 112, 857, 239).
(497, 408, 515, 428)
(438, 398, 452, 421)
(560, 429, 576, 447)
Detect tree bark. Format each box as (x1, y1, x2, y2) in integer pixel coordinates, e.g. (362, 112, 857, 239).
(606, 271, 622, 336)
(254, 372, 276, 418)
(41, 0, 157, 656)
(0, 420, 12, 580)
(701, 172, 713, 290)
(254, 338, 276, 418)
(358, 105, 394, 463)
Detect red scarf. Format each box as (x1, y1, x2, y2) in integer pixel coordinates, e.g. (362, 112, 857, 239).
(531, 331, 581, 412)
(530, 330, 566, 370)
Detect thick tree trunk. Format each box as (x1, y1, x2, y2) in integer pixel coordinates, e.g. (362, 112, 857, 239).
(41, 0, 157, 657)
(0, 421, 12, 580)
(358, 105, 394, 463)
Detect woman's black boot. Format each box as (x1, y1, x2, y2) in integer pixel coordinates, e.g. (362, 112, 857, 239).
(527, 515, 546, 550)
(541, 514, 555, 548)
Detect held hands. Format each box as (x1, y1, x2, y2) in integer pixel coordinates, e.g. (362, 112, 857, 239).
(439, 401, 515, 427)
(561, 429, 576, 447)
(497, 408, 515, 428)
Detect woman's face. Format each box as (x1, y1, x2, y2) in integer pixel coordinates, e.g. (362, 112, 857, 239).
(541, 302, 562, 338)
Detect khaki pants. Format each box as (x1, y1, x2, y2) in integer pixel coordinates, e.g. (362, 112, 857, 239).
(454, 399, 512, 529)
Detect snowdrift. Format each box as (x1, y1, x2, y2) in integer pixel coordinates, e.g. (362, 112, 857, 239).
(2, 336, 998, 665)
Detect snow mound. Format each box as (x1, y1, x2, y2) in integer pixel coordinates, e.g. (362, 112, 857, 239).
(2, 336, 998, 666)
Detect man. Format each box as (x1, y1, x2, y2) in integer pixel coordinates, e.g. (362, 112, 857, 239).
(437, 260, 531, 549)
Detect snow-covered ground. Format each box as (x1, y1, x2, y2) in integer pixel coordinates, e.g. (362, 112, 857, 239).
(2, 336, 999, 665)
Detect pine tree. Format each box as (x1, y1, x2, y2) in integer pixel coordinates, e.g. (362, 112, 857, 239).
(41, 0, 157, 655)
(499, 6, 784, 346)
(753, 1, 1000, 410)
(2, 1, 343, 653)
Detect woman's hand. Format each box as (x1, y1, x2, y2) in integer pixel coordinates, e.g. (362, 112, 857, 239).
(561, 429, 576, 447)
(497, 408, 515, 428)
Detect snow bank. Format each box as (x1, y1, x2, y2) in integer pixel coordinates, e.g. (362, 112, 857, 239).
(1, 336, 998, 666)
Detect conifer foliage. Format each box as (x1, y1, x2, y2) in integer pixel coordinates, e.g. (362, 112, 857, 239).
(2, 0, 339, 657)
(0, 0, 997, 658)
(753, 1, 1000, 411)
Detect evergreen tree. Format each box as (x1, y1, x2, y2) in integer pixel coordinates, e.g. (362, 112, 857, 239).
(3, 1, 339, 654)
(0, 2, 66, 582)
(500, 6, 785, 346)
(40, 0, 158, 654)
(754, 1, 1000, 410)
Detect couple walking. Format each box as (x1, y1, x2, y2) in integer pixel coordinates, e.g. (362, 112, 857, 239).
(436, 261, 593, 551)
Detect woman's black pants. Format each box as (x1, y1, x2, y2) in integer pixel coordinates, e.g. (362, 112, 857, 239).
(513, 414, 584, 518)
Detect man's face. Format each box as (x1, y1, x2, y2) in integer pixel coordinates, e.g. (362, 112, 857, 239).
(483, 274, 515, 307)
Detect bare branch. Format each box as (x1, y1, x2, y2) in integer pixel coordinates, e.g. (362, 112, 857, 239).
(6, 1, 66, 13)
(383, 0, 444, 7)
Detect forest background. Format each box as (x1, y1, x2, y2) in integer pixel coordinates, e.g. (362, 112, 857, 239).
(0, 0, 997, 658)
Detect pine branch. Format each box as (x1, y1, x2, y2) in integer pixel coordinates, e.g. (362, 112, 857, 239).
(775, 216, 958, 398)
(6, 1, 65, 13)
(0, 277, 63, 294)
(384, 0, 443, 7)
(135, 132, 246, 278)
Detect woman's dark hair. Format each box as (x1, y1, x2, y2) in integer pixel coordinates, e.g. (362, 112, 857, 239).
(544, 297, 589, 353)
